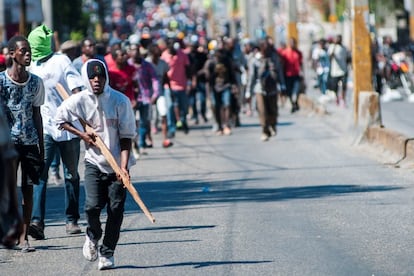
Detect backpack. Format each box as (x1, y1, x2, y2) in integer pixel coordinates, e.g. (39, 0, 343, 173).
(258, 57, 277, 93)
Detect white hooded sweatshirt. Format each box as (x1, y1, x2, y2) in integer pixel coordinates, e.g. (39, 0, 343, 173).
(55, 59, 136, 173)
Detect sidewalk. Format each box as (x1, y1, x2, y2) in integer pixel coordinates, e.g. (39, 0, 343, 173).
(299, 72, 414, 167)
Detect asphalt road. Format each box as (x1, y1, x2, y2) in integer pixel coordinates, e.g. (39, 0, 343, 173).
(2, 99, 414, 276)
(380, 100, 414, 138)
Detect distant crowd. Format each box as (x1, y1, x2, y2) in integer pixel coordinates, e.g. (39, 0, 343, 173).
(0, 20, 364, 270)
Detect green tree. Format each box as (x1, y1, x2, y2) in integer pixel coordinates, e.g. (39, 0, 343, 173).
(52, 0, 90, 42)
(313, 0, 405, 24)
(369, 0, 404, 26)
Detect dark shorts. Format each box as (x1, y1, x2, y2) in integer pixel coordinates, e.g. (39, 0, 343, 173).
(14, 144, 43, 186)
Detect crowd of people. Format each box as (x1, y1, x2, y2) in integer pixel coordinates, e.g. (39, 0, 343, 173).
(0, 19, 310, 269)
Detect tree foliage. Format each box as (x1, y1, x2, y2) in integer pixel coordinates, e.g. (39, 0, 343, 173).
(52, 0, 90, 41)
(313, 0, 405, 25)
(369, 0, 405, 26)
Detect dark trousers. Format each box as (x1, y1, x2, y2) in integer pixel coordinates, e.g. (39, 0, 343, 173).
(32, 135, 80, 225)
(255, 93, 278, 135)
(190, 82, 207, 120)
(84, 162, 126, 257)
(285, 75, 301, 107)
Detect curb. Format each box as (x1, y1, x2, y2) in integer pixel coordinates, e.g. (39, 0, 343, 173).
(364, 126, 414, 164)
(300, 93, 414, 165)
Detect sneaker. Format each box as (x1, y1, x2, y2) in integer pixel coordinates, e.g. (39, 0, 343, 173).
(223, 127, 232, 136)
(66, 222, 81, 235)
(49, 173, 63, 185)
(162, 139, 173, 148)
(269, 126, 277, 136)
(261, 133, 270, 142)
(28, 222, 45, 240)
(83, 235, 98, 261)
(19, 240, 35, 253)
(132, 147, 140, 159)
(143, 143, 153, 149)
(176, 120, 183, 129)
(98, 255, 114, 270)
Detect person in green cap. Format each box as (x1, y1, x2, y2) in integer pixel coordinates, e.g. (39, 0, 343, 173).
(27, 24, 85, 240)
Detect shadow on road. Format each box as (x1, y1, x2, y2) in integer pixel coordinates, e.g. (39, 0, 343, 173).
(134, 180, 402, 213)
(114, 259, 274, 270)
(40, 179, 402, 227)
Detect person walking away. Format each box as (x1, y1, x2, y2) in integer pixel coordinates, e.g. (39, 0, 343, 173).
(0, 35, 45, 251)
(27, 24, 84, 240)
(55, 59, 136, 270)
(147, 43, 174, 148)
(247, 39, 285, 141)
(161, 37, 191, 136)
(327, 34, 351, 107)
(278, 37, 303, 113)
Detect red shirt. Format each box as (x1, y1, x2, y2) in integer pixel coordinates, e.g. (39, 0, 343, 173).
(108, 64, 136, 103)
(161, 49, 189, 91)
(104, 53, 116, 71)
(278, 47, 302, 77)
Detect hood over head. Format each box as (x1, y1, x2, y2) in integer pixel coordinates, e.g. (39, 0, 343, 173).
(81, 58, 109, 93)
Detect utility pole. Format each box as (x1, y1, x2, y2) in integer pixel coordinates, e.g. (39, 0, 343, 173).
(410, 0, 414, 40)
(287, 0, 298, 42)
(266, 0, 274, 40)
(19, 0, 27, 36)
(228, 0, 238, 38)
(329, 0, 337, 28)
(0, 0, 5, 42)
(351, 0, 373, 124)
(240, 0, 250, 38)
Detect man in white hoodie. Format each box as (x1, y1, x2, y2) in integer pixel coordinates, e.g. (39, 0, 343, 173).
(55, 59, 136, 270)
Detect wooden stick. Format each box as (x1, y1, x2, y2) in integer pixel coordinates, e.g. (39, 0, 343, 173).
(56, 83, 155, 223)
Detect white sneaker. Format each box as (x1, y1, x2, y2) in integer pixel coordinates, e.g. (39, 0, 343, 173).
(83, 235, 98, 261)
(98, 255, 114, 270)
(132, 147, 140, 160)
(49, 173, 63, 185)
(261, 133, 269, 142)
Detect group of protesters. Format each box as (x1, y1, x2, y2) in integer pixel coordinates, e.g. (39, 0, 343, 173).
(0, 19, 308, 269)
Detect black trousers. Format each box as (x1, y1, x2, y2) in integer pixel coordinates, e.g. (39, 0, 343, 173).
(84, 162, 126, 257)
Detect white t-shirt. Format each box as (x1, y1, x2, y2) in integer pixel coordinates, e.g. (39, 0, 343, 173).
(327, 44, 349, 78)
(28, 53, 84, 141)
